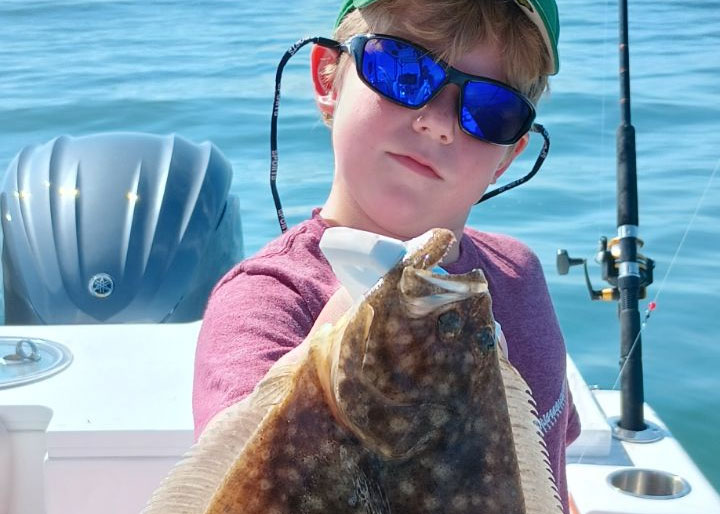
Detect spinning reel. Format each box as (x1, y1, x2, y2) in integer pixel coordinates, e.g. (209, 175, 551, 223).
(557, 236, 654, 302)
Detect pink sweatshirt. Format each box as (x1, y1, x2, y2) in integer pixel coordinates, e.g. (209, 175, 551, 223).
(193, 209, 581, 512)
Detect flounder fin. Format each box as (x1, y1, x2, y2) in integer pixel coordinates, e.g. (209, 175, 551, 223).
(499, 352, 564, 514)
(141, 348, 304, 514)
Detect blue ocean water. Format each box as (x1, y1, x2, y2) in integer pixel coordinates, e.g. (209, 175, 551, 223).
(1, 0, 718, 487)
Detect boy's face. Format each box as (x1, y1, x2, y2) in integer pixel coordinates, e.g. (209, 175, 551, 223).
(315, 33, 528, 240)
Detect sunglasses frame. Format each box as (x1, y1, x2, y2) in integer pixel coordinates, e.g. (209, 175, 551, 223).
(340, 33, 537, 145)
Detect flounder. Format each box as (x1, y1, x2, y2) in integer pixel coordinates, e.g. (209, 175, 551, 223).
(144, 228, 561, 513)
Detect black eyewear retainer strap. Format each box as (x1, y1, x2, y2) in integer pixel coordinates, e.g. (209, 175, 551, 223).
(271, 36, 341, 234)
(270, 38, 550, 232)
(475, 123, 550, 204)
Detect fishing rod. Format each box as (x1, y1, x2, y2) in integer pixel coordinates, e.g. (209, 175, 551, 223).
(556, 0, 656, 437)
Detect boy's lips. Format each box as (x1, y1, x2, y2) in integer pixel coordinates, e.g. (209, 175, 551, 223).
(387, 152, 442, 180)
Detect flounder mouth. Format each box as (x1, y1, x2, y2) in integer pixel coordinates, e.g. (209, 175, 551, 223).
(401, 229, 455, 271)
(400, 268, 489, 318)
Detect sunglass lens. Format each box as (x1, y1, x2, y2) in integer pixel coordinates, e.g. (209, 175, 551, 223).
(361, 38, 445, 107)
(461, 82, 532, 144)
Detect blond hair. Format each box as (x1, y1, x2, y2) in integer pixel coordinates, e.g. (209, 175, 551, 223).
(321, 0, 549, 125)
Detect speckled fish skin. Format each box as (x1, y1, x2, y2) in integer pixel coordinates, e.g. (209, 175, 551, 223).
(199, 228, 557, 514)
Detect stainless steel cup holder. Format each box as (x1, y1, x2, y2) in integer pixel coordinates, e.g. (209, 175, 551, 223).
(607, 468, 691, 500)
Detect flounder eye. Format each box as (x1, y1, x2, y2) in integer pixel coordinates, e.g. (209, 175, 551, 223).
(437, 310, 463, 342)
(473, 328, 495, 350)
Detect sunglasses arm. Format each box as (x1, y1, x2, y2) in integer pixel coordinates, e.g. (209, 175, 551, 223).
(271, 36, 342, 233)
(475, 123, 550, 204)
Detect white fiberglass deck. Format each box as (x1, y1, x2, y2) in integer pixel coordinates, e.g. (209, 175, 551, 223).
(1, 322, 718, 514)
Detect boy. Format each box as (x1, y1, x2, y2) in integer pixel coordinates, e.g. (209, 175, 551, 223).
(194, 0, 580, 511)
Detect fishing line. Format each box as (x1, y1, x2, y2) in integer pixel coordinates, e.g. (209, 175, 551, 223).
(647, 156, 720, 310)
(594, 0, 611, 237)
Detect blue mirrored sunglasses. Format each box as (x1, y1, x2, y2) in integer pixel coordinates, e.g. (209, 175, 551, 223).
(340, 34, 536, 145)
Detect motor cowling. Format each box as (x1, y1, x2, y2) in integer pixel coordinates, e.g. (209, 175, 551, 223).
(1, 132, 242, 324)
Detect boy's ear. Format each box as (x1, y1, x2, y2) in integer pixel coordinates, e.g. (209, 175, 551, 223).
(310, 44, 340, 116)
(491, 133, 530, 184)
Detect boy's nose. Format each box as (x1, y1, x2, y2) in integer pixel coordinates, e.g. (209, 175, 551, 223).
(412, 85, 458, 144)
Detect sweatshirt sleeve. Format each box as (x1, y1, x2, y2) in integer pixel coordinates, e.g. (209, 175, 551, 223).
(191, 268, 315, 439)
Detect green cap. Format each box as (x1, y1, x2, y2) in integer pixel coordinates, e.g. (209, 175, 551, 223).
(334, 0, 560, 74)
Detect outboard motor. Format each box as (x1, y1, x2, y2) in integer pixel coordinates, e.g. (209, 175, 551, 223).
(0, 132, 243, 324)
